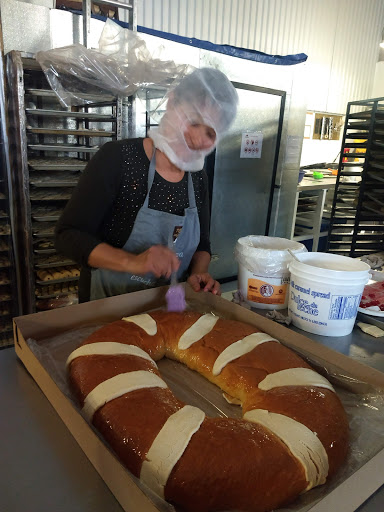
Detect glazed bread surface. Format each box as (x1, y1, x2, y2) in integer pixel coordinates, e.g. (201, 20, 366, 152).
(67, 310, 349, 512)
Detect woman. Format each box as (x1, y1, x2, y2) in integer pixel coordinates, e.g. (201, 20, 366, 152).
(55, 67, 238, 302)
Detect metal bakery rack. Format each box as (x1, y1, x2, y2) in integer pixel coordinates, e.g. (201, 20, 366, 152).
(6, 51, 124, 314)
(0, 49, 19, 347)
(326, 97, 384, 257)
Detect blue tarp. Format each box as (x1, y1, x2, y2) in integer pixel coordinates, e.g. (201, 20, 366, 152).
(59, 8, 308, 66)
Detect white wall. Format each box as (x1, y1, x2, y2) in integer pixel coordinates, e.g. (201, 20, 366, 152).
(17, 0, 54, 6)
(15, 0, 384, 114)
(372, 61, 384, 99)
(131, 0, 384, 115)
(300, 140, 342, 167)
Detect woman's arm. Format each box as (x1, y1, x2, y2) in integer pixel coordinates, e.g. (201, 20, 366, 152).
(88, 243, 180, 278)
(55, 141, 122, 267)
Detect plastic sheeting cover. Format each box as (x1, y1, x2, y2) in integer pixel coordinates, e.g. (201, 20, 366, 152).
(36, 19, 193, 108)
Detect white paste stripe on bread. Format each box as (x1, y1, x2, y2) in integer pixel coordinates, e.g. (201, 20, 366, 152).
(178, 314, 219, 350)
(122, 313, 157, 335)
(140, 405, 205, 499)
(82, 371, 167, 421)
(212, 333, 278, 376)
(244, 409, 329, 491)
(258, 368, 335, 392)
(66, 343, 157, 368)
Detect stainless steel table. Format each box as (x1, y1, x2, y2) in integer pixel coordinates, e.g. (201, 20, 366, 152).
(291, 175, 337, 252)
(1, 313, 384, 511)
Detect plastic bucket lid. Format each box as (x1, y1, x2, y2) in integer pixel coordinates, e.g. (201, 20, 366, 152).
(288, 252, 370, 283)
(237, 235, 305, 256)
(235, 236, 307, 276)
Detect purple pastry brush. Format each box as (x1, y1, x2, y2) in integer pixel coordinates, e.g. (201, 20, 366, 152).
(165, 270, 186, 312)
(165, 232, 186, 312)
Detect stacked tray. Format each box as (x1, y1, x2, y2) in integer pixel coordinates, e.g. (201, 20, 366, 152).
(0, 168, 15, 346)
(327, 100, 384, 256)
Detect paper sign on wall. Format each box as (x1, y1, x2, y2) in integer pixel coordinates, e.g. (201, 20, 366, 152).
(240, 132, 263, 158)
(285, 135, 302, 164)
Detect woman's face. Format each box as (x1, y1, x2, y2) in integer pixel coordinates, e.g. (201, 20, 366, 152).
(183, 123, 216, 152)
(154, 97, 220, 170)
(165, 97, 218, 152)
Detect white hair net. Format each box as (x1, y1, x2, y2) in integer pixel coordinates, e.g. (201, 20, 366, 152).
(149, 68, 238, 171)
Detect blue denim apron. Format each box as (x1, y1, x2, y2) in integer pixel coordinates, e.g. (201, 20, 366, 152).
(90, 150, 200, 300)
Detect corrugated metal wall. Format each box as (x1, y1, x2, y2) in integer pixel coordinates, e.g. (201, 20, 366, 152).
(135, 0, 384, 113)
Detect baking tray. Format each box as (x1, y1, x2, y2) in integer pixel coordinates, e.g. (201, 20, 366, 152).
(367, 171, 384, 183)
(32, 214, 61, 222)
(30, 190, 72, 201)
(369, 160, 384, 170)
(25, 108, 117, 121)
(34, 248, 56, 255)
(362, 204, 384, 215)
(35, 260, 75, 269)
(12, 285, 384, 512)
(32, 224, 56, 237)
(35, 276, 79, 286)
(28, 157, 87, 171)
(36, 290, 78, 300)
(27, 127, 114, 137)
(32, 216, 60, 222)
(25, 88, 115, 103)
(28, 144, 100, 153)
(29, 174, 79, 187)
(365, 193, 384, 208)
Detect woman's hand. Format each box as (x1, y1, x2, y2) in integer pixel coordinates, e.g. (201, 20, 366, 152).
(187, 272, 221, 295)
(88, 243, 180, 278)
(133, 245, 180, 278)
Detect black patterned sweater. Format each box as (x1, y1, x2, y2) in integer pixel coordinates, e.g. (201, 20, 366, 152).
(55, 138, 211, 301)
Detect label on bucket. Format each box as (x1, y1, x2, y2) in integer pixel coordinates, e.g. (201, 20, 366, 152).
(247, 278, 288, 304)
(329, 295, 361, 320)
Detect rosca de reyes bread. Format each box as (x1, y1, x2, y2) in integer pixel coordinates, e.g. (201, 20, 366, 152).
(67, 310, 349, 512)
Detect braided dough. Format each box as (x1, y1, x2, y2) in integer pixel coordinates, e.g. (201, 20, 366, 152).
(67, 310, 349, 512)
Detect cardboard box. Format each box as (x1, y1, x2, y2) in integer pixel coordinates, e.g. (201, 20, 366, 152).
(13, 285, 384, 512)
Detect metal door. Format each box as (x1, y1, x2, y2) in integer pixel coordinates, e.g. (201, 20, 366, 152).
(208, 83, 285, 281)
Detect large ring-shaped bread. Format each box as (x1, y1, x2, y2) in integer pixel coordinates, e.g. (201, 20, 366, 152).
(67, 310, 349, 512)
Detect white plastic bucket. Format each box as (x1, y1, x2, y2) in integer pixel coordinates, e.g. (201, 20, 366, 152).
(288, 252, 371, 337)
(235, 236, 307, 310)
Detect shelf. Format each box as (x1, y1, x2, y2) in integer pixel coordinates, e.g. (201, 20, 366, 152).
(36, 276, 79, 286)
(35, 259, 75, 269)
(29, 173, 79, 187)
(28, 157, 87, 170)
(26, 108, 117, 121)
(328, 99, 384, 256)
(33, 248, 56, 255)
(25, 88, 115, 103)
(27, 127, 114, 137)
(5, 52, 125, 314)
(28, 144, 100, 153)
(36, 290, 78, 300)
(30, 189, 73, 201)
